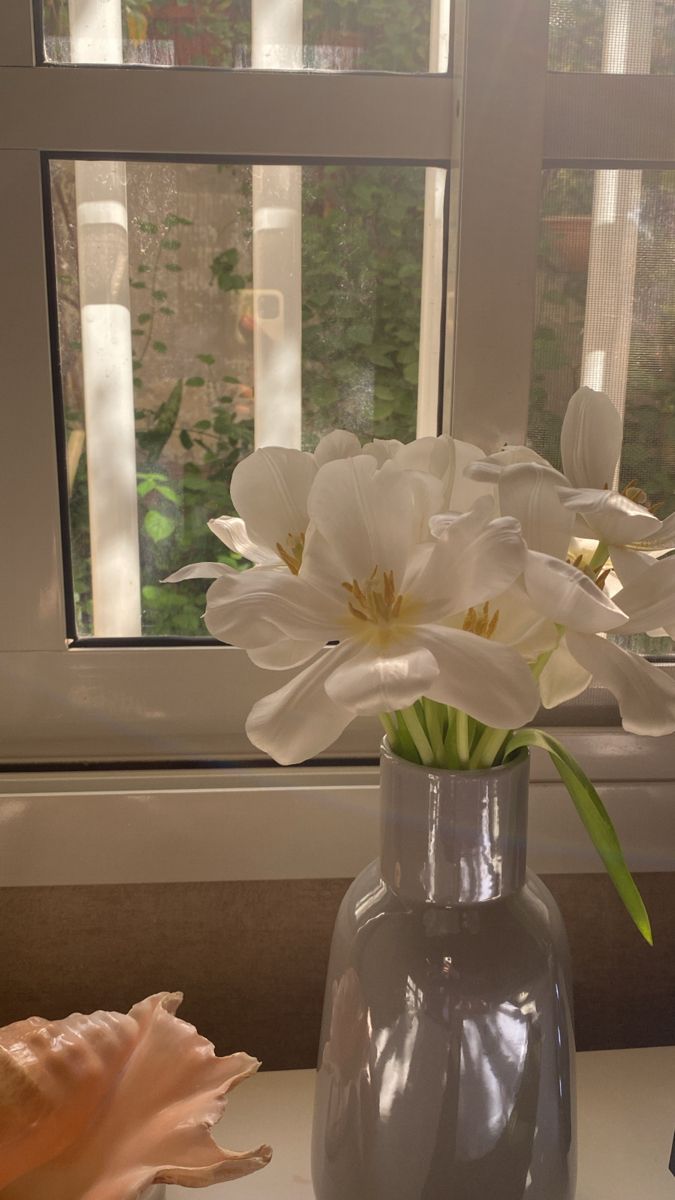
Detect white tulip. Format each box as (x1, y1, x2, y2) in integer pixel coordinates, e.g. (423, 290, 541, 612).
(165, 431, 363, 583)
(204, 457, 539, 763)
(557, 386, 675, 553)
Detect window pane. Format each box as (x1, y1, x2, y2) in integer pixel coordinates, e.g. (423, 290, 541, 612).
(49, 159, 441, 638)
(550, 0, 675, 74)
(529, 167, 675, 656)
(42, 0, 450, 71)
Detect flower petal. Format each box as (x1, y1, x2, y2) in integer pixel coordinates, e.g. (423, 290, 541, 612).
(612, 553, 675, 634)
(566, 631, 675, 735)
(304, 455, 443, 586)
(359, 438, 404, 465)
(163, 562, 236, 583)
(246, 646, 355, 764)
(558, 487, 662, 545)
(496, 463, 574, 559)
(560, 386, 623, 489)
(313, 429, 363, 466)
(628, 509, 675, 551)
(605, 545, 657, 588)
(524, 550, 627, 633)
(539, 637, 592, 708)
(391, 434, 452, 482)
(230, 446, 317, 553)
(324, 644, 439, 714)
(413, 507, 526, 620)
(247, 639, 325, 670)
(447, 438, 495, 510)
(204, 568, 339, 648)
(207, 516, 279, 565)
(487, 583, 559, 659)
(419, 625, 541, 727)
(480, 445, 552, 469)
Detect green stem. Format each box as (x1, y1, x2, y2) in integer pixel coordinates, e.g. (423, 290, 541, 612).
(400, 705, 435, 766)
(443, 708, 460, 769)
(396, 711, 421, 763)
(589, 541, 610, 573)
(379, 712, 398, 751)
(469, 726, 510, 770)
(423, 698, 445, 765)
(456, 710, 470, 767)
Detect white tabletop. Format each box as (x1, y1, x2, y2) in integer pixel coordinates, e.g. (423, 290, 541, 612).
(166, 1047, 675, 1200)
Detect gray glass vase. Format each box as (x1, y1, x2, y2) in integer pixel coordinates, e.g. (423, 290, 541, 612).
(312, 741, 576, 1200)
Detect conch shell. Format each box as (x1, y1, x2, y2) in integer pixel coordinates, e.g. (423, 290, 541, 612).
(0, 991, 272, 1199)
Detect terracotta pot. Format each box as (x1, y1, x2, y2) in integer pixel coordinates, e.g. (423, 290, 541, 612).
(542, 215, 592, 273)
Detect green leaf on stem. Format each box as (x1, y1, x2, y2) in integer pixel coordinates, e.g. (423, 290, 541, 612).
(503, 728, 653, 945)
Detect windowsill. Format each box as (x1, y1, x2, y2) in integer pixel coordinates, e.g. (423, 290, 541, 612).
(166, 1046, 675, 1199)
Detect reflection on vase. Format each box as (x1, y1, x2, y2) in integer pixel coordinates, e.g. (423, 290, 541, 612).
(312, 746, 576, 1200)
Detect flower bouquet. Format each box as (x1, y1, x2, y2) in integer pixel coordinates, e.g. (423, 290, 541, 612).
(168, 385, 675, 944)
(167, 385, 673, 1199)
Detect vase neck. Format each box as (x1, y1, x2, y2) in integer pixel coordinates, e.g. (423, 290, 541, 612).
(379, 741, 529, 907)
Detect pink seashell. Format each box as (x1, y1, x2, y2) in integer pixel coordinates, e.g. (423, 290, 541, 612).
(0, 992, 272, 1200)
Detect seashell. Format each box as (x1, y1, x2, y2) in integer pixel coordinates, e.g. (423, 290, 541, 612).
(0, 992, 272, 1200)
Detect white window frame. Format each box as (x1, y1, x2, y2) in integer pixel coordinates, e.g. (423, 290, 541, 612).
(1, 0, 675, 790)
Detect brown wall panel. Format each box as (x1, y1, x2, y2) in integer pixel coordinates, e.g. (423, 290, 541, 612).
(0, 874, 672, 1069)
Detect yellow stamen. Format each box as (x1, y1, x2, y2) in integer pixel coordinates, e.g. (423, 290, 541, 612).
(343, 566, 405, 628)
(275, 531, 305, 575)
(462, 603, 500, 639)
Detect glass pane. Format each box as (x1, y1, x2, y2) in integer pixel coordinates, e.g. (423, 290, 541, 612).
(550, 0, 675, 74)
(42, 0, 450, 71)
(529, 167, 675, 656)
(50, 159, 441, 637)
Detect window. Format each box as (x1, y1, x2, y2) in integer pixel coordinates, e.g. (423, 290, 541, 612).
(1, 0, 674, 766)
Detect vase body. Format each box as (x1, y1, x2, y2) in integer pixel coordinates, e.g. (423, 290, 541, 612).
(312, 743, 576, 1200)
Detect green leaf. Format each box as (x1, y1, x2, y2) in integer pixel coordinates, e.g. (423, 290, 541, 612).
(143, 510, 176, 542)
(164, 263, 182, 272)
(159, 306, 175, 316)
(194, 419, 211, 430)
(156, 484, 180, 504)
(130, 281, 147, 289)
(186, 376, 205, 388)
(138, 221, 158, 234)
(152, 340, 167, 354)
(138, 313, 152, 324)
(161, 239, 181, 250)
(179, 429, 193, 450)
(152, 289, 168, 301)
(197, 353, 215, 365)
(503, 729, 653, 945)
(137, 264, 151, 274)
(164, 213, 192, 227)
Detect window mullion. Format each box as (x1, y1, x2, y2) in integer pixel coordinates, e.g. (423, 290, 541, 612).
(544, 73, 675, 167)
(0, 148, 66, 652)
(0, 0, 35, 66)
(443, 0, 549, 449)
(0, 67, 453, 162)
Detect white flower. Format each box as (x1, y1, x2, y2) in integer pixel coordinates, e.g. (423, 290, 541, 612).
(205, 457, 540, 763)
(165, 430, 364, 583)
(557, 550, 675, 736)
(557, 386, 675, 552)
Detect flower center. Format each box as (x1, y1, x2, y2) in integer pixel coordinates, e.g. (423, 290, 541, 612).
(342, 566, 403, 627)
(567, 551, 610, 592)
(276, 532, 305, 575)
(604, 478, 663, 515)
(462, 602, 499, 639)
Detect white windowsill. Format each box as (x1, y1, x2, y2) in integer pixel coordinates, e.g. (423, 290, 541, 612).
(166, 1047, 675, 1200)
